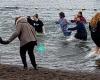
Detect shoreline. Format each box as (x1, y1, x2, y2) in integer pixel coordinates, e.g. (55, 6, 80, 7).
(0, 64, 100, 80)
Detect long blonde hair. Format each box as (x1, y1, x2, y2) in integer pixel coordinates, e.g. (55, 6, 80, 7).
(90, 12, 100, 27)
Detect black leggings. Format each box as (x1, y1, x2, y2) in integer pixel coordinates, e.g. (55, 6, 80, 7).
(20, 41, 37, 68)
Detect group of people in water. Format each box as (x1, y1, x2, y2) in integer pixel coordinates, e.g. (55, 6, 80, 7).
(56, 11, 87, 41)
(57, 11, 100, 59)
(0, 11, 100, 70)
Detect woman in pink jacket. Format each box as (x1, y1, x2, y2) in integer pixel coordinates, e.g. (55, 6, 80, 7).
(0, 17, 37, 70)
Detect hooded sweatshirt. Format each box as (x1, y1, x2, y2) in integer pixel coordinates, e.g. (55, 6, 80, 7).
(8, 17, 37, 47)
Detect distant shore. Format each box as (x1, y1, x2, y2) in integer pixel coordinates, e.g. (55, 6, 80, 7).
(0, 64, 100, 80)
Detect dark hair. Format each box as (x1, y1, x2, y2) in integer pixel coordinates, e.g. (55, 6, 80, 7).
(78, 11, 82, 16)
(27, 16, 31, 19)
(59, 12, 65, 18)
(34, 14, 38, 18)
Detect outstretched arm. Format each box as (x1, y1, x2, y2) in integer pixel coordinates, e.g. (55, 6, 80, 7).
(8, 22, 22, 42)
(8, 32, 18, 42)
(0, 31, 18, 45)
(0, 22, 22, 44)
(68, 27, 77, 31)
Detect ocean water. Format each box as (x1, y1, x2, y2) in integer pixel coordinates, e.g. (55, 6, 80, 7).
(0, 0, 100, 72)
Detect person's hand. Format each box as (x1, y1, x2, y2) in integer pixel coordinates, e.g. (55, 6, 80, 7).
(68, 28, 70, 30)
(2, 40, 10, 44)
(70, 20, 75, 23)
(0, 37, 10, 44)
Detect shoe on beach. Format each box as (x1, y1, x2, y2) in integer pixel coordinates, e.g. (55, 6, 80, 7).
(23, 67, 28, 70)
(34, 67, 38, 70)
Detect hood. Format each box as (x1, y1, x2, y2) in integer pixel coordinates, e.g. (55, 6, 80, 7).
(16, 17, 27, 24)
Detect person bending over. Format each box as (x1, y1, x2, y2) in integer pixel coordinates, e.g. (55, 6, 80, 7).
(0, 17, 37, 70)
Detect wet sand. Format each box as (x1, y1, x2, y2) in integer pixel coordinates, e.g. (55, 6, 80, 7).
(0, 64, 100, 80)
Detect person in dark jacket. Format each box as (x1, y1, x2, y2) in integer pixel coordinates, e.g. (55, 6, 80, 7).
(27, 14, 44, 34)
(68, 17, 87, 41)
(89, 13, 100, 54)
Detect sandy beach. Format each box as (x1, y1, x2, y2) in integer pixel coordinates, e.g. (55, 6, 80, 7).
(0, 64, 100, 80)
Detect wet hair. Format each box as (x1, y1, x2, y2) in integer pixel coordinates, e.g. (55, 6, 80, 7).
(78, 11, 83, 16)
(90, 12, 100, 27)
(34, 14, 38, 18)
(59, 12, 65, 18)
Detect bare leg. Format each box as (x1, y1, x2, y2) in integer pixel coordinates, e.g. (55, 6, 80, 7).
(97, 47, 100, 54)
(94, 46, 99, 54)
(91, 47, 99, 52)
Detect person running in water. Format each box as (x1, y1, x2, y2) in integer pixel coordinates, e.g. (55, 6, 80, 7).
(0, 17, 37, 70)
(56, 12, 71, 37)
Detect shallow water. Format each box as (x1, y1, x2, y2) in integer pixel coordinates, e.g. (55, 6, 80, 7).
(0, 0, 100, 72)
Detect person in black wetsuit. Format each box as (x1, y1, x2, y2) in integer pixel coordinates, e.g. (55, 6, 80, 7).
(27, 14, 44, 34)
(89, 13, 100, 54)
(68, 17, 87, 41)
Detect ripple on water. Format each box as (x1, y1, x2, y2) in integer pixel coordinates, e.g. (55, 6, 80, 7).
(0, 0, 100, 72)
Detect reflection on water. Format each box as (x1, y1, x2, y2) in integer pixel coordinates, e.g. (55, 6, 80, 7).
(0, 0, 100, 72)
